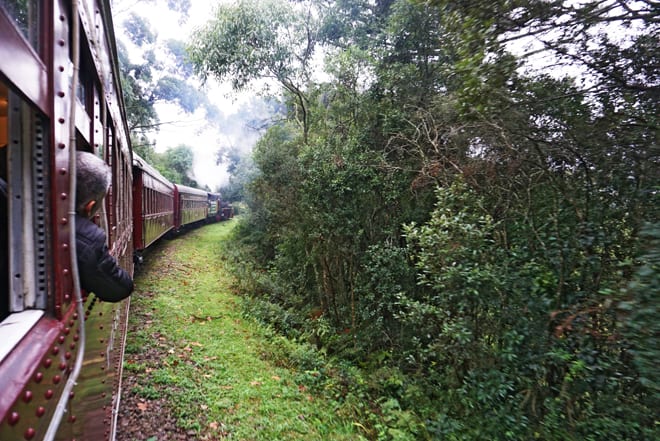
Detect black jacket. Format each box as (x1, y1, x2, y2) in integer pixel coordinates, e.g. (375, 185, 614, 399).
(75, 214, 133, 302)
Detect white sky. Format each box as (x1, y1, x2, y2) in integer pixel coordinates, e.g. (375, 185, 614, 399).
(112, 0, 250, 191)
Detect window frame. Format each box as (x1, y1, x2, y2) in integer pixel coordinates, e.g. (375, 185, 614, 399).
(5, 88, 50, 314)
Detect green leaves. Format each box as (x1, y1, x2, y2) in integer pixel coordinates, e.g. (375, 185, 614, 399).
(162, 145, 197, 187)
(220, 0, 658, 438)
(123, 12, 157, 46)
(188, 0, 321, 141)
(188, 0, 315, 90)
(621, 223, 660, 400)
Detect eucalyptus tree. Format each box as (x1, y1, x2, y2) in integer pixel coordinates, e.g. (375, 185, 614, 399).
(117, 15, 160, 137)
(160, 144, 197, 187)
(117, 4, 220, 145)
(187, 0, 321, 143)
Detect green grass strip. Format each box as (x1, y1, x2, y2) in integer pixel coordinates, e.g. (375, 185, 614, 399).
(124, 220, 363, 440)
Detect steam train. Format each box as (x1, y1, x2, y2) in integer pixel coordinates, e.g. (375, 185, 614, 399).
(0, 1, 231, 439)
(132, 154, 233, 262)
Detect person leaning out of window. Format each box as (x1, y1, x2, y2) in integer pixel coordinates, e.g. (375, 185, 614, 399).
(75, 151, 133, 302)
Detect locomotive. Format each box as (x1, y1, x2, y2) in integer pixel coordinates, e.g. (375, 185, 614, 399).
(0, 1, 230, 439)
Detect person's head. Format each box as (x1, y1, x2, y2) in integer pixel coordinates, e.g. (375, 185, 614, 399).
(76, 151, 110, 218)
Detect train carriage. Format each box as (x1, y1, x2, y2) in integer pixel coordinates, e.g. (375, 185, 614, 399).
(207, 192, 221, 222)
(220, 200, 235, 220)
(0, 0, 133, 440)
(173, 184, 208, 230)
(132, 153, 175, 254)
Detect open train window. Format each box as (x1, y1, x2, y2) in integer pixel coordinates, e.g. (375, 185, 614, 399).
(0, 0, 42, 52)
(0, 79, 50, 326)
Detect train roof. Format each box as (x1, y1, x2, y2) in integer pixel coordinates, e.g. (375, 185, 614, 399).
(175, 183, 209, 197)
(132, 154, 210, 197)
(132, 152, 175, 189)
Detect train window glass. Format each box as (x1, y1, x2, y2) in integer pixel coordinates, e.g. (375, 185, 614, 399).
(117, 157, 123, 226)
(0, 79, 49, 322)
(0, 0, 41, 52)
(106, 119, 115, 235)
(75, 38, 90, 109)
(105, 118, 113, 163)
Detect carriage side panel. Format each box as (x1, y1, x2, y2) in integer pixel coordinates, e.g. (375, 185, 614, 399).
(174, 184, 208, 229)
(133, 156, 175, 251)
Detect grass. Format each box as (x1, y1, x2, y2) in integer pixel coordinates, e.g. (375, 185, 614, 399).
(123, 220, 365, 440)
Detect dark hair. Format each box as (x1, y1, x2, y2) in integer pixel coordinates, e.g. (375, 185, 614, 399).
(75, 151, 110, 214)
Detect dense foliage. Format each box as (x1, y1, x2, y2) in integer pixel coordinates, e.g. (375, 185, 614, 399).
(189, 1, 658, 439)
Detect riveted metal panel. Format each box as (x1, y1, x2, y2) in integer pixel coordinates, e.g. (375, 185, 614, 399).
(1, 1, 134, 439)
(52, 0, 74, 317)
(7, 91, 25, 313)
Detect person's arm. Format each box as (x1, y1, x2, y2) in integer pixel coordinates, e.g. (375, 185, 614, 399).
(76, 217, 133, 302)
(86, 243, 134, 302)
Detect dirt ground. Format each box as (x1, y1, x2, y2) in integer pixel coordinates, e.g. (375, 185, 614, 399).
(115, 324, 193, 440)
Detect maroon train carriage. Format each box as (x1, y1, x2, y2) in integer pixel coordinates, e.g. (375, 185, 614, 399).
(132, 153, 175, 256)
(0, 1, 134, 440)
(173, 183, 208, 231)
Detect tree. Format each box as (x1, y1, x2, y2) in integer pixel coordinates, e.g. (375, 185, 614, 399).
(154, 76, 205, 113)
(161, 144, 197, 187)
(187, 0, 320, 142)
(221, 0, 658, 438)
(117, 38, 159, 137)
(116, 5, 219, 145)
(122, 11, 157, 46)
(164, 39, 195, 78)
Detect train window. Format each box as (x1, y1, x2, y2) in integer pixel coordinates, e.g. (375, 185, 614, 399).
(0, 79, 49, 324)
(76, 59, 89, 116)
(0, 0, 42, 52)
